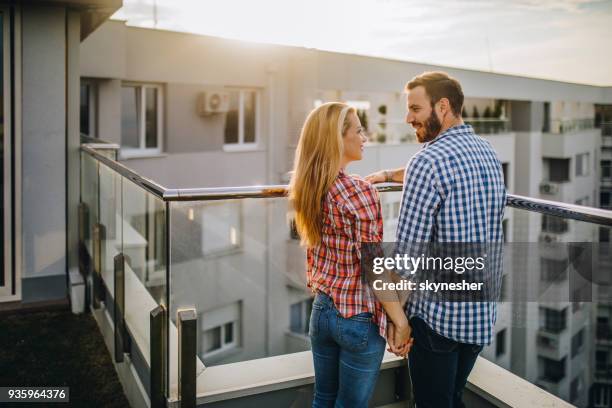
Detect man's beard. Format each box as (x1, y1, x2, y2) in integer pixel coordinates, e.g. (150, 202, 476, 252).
(416, 110, 442, 143)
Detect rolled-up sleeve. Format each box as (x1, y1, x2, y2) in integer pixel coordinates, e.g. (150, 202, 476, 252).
(344, 183, 383, 259)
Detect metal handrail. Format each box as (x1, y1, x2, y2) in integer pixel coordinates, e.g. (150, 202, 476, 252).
(81, 144, 612, 227)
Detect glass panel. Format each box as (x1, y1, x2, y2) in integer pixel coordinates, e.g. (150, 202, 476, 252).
(244, 91, 256, 143)
(223, 91, 239, 144)
(205, 327, 221, 353)
(165, 191, 611, 405)
(80, 153, 99, 257)
(478, 207, 611, 406)
(121, 86, 140, 148)
(169, 197, 312, 397)
(98, 163, 123, 295)
(145, 87, 158, 148)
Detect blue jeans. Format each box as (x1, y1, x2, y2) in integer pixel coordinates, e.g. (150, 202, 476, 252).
(309, 292, 386, 408)
(408, 317, 483, 408)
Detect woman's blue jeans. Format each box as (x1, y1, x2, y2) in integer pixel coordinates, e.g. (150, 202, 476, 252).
(309, 292, 386, 408)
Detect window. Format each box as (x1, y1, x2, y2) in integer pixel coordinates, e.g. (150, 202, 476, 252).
(575, 153, 590, 177)
(602, 192, 611, 208)
(200, 302, 241, 358)
(602, 160, 612, 179)
(539, 356, 566, 383)
(223, 89, 259, 149)
(495, 329, 506, 357)
(201, 202, 241, 256)
(540, 257, 568, 283)
(80, 80, 96, 137)
(596, 350, 609, 371)
(290, 298, 313, 335)
(571, 329, 584, 358)
(594, 385, 611, 408)
(570, 374, 583, 403)
(541, 215, 568, 233)
(501, 273, 509, 301)
(544, 158, 570, 182)
(540, 307, 567, 333)
(120, 83, 163, 157)
(600, 227, 610, 243)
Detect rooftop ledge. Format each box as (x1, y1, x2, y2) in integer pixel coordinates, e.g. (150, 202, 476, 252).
(165, 350, 572, 407)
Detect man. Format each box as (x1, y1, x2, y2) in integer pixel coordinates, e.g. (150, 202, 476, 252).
(366, 71, 506, 408)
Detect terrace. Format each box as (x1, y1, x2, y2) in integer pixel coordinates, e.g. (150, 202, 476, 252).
(77, 138, 612, 408)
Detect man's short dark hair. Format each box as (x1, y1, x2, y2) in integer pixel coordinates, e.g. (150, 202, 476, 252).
(406, 71, 464, 116)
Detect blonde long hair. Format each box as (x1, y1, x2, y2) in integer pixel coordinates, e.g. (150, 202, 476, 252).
(288, 102, 355, 247)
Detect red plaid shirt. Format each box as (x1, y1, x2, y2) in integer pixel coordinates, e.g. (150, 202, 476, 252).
(307, 170, 387, 339)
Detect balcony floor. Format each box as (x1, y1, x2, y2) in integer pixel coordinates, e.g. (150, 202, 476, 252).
(0, 308, 129, 407)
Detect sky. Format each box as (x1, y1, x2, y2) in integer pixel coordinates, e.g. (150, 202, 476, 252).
(112, 0, 612, 86)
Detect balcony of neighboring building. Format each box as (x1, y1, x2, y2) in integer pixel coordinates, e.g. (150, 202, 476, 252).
(542, 114, 600, 159)
(536, 356, 569, 401)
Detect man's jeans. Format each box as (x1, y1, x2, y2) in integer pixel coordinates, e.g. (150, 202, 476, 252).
(408, 317, 483, 408)
(309, 292, 386, 408)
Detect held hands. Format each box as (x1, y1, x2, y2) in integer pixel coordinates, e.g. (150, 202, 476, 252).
(387, 318, 413, 358)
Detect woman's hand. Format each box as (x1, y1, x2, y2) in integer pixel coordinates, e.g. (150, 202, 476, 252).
(387, 319, 413, 357)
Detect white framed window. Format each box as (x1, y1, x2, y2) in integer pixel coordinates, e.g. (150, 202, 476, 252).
(223, 89, 260, 150)
(200, 302, 241, 358)
(201, 202, 242, 257)
(80, 80, 96, 138)
(575, 152, 590, 177)
(120, 83, 163, 158)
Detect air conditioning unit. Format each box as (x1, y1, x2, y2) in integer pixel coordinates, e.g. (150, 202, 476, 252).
(197, 92, 230, 115)
(539, 182, 559, 195)
(539, 233, 559, 243)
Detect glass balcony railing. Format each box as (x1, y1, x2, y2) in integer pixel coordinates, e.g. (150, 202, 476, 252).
(549, 118, 595, 134)
(80, 141, 612, 407)
(463, 118, 510, 134)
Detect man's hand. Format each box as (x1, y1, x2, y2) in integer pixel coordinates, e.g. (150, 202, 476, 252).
(364, 170, 387, 184)
(387, 320, 413, 357)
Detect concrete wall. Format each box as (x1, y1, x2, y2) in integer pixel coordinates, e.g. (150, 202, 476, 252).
(20, 6, 68, 301)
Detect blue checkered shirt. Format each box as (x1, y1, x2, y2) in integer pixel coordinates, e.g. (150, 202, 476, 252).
(397, 124, 506, 345)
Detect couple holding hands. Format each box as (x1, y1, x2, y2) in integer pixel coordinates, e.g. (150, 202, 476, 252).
(288, 71, 506, 408)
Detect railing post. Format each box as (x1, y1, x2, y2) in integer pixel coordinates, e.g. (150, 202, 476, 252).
(114, 253, 126, 363)
(151, 305, 167, 408)
(78, 202, 89, 246)
(92, 223, 106, 308)
(178, 308, 197, 408)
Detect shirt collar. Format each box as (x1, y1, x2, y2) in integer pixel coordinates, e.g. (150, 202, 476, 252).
(423, 124, 473, 149)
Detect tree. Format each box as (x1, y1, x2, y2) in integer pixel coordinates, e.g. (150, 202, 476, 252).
(472, 106, 480, 119)
(493, 100, 503, 118)
(483, 106, 492, 118)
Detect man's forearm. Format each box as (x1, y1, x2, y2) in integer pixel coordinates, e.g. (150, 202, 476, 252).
(389, 167, 404, 183)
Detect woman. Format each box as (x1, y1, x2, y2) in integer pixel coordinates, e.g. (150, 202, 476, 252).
(288, 102, 411, 407)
